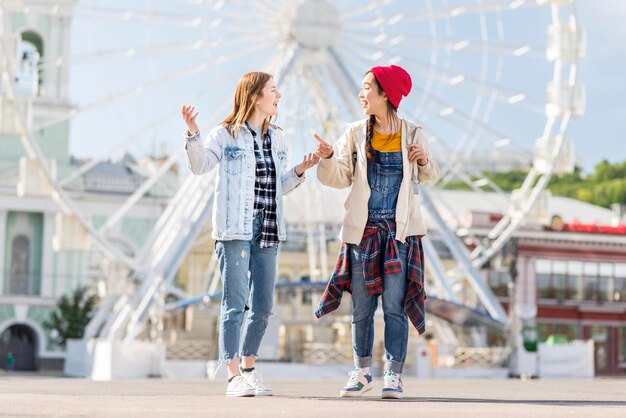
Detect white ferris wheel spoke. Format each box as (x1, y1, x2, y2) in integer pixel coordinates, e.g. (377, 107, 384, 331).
(32, 39, 277, 132)
(21, 2, 211, 28)
(396, 55, 546, 113)
(419, 124, 510, 198)
(58, 70, 235, 188)
(38, 37, 212, 70)
(340, 0, 396, 20)
(248, 0, 288, 16)
(409, 83, 530, 153)
(99, 98, 233, 238)
(402, 0, 547, 23)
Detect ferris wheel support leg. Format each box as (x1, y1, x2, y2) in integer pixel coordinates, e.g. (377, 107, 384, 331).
(270, 42, 299, 84)
(421, 188, 508, 325)
(421, 236, 460, 303)
(326, 47, 367, 117)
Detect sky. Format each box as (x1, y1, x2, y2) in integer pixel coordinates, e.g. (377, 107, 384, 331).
(64, 0, 626, 174)
(567, 0, 626, 171)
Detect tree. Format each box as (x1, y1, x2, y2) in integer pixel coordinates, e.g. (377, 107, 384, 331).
(442, 159, 626, 209)
(43, 286, 98, 347)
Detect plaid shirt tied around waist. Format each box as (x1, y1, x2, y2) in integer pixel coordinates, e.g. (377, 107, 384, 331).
(315, 219, 427, 334)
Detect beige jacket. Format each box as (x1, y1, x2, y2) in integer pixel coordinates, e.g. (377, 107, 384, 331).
(317, 118, 440, 244)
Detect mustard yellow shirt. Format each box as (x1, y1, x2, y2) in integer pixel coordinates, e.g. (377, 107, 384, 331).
(372, 129, 402, 152)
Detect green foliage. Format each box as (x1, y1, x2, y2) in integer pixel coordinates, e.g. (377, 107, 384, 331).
(442, 160, 626, 209)
(487, 170, 529, 191)
(43, 286, 98, 347)
(593, 160, 626, 182)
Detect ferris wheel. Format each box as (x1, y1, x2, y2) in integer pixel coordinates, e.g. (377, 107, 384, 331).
(1, 0, 584, 332)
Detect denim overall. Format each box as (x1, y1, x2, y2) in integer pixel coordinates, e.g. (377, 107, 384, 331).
(350, 150, 410, 374)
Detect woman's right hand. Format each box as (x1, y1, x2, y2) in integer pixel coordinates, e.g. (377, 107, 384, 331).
(313, 133, 333, 159)
(182, 105, 199, 135)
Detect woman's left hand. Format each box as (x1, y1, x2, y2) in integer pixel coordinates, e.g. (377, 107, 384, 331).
(407, 143, 428, 165)
(295, 153, 320, 177)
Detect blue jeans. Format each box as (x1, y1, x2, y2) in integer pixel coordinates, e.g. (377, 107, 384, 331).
(352, 150, 408, 373)
(349, 242, 409, 374)
(216, 213, 278, 362)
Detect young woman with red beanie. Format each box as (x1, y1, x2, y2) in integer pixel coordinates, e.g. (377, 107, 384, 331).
(313, 65, 439, 399)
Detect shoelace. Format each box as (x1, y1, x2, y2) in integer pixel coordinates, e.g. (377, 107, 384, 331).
(232, 376, 250, 390)
(347, 369, 362, 387)
(247, 371, 265, 389)
(384, 373, 400, 387)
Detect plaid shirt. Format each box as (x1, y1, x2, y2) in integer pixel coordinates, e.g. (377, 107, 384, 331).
(315, 220, 426, 334)
(248, 124, 278, 248)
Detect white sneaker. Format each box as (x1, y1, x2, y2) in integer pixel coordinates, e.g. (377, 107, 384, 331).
(382, 371, 403, 399)
(339, 368, 373, 398)
(226, 375, 255, 397)
(242, 369, 273, 396)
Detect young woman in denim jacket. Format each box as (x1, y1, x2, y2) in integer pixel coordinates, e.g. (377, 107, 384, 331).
(183, 72, 319, 397)
(314, 65, 440, 399)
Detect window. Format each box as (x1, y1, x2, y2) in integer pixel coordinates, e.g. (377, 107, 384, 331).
(599, 277, 613, 302)
(537, 323, 579, 343)
(614, 278, 625, 302)
(599, 264, 613, 302)
(619, 327, 626, 366)
(20, 31, 44, 97)
(537, 273, 553, 299)
(568, 261, 584, 300)
(553, 274, 567, 300)
(568, 275, 583, 300)
(584, 277, 598, 301)
(536, 259, 551, 274)
(535, 259, 626, 303)
(583, 262, 598, 301)
(615, 264, 626, 302)
(9, 235, 30, 295)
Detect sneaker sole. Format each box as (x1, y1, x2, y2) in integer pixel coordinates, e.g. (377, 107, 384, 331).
(339, 383, 373, 398)
(226, 390, 256, 397)
(255, 390, 273, 396)
(381, 391, 403, 399)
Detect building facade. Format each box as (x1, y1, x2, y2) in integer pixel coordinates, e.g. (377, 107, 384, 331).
(444, 190, 626, 375)
(0, 3, 176, 371)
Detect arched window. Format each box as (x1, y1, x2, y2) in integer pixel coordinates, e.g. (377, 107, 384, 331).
(19, 31, 44, 97)
(9, 235, 31, 295)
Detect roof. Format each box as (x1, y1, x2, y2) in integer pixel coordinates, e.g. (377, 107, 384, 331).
(428, 189, 617, 230)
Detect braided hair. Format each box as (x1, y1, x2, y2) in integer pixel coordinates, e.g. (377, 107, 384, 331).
(364, 71, 400, 163)
(365, 114, 376, 163)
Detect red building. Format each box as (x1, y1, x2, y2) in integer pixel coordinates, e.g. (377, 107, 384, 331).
(434, 190, 626, 375)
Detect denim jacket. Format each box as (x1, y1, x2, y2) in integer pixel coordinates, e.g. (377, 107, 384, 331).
(184, 124, 305, 241)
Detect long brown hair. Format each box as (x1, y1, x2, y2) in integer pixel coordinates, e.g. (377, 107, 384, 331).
(222, 71, 274, 138)
(365, 71, 400, 163)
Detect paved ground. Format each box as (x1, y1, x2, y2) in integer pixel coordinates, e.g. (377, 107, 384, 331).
(1, 375, 625, 418)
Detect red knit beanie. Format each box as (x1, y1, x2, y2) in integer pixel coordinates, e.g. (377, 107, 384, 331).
(371, 65, 412, 109)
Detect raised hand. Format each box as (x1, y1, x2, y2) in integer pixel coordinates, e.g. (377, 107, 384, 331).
(407, 143, 428, 165)
(295, 153, 320, 177)
(182, 105, 199, 135)
(313, 133, 333, 159)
